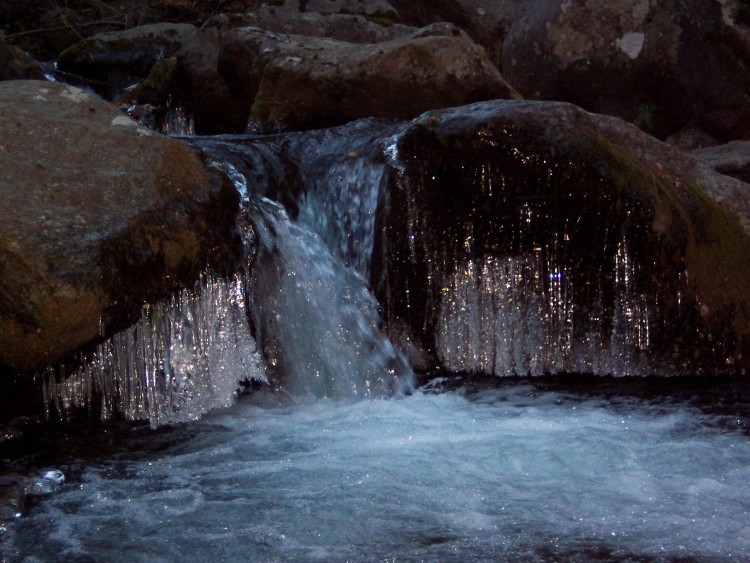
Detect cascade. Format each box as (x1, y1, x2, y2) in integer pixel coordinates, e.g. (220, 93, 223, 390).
(43, 159, 412, 425)
(248, 197, 413, 398)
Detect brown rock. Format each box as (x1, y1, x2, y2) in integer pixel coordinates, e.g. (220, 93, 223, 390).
(0, 80, 238, 373)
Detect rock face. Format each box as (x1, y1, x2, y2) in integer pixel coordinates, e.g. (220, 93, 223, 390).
(374, 100, 750, 375)
(502, 0, 750, 140)
(217, 22, 517, 131)
(691, 141, 750, 184)
(174, 10, 415, 133)
(389, 0, 524, 66)
(0, 80, 239, 373)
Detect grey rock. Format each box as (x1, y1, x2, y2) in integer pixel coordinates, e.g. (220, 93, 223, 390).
(692, 141, 750, 184)
(217, 22, 517, 131)
(502, 0, 750, 140)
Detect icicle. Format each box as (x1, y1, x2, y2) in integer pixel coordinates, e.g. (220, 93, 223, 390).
(43, 273, 266, 428)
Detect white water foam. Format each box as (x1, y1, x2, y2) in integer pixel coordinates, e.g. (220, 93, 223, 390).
(4, 388, 750, 561)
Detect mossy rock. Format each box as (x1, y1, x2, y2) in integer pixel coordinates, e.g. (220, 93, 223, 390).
(375, 100, 750, 376)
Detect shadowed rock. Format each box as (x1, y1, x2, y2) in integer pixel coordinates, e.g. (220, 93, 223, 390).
(57, 23, 198, 96)
(375, 100, 750, 375)
(502, 0, 750, 140)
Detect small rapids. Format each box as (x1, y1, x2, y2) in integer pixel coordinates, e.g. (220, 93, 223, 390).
(3, 380, 750, 561)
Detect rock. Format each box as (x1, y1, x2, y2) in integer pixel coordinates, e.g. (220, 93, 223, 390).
(665, 127, 721, 151)
(217, 22, 517, 131)
(173, 21, 250, 134)
(274, 0, 398, 18)
(173, 10, 415, 133)
(209, 8, 415, 43)
(57, 23, 198, 96)
(691, 141, 750, 184)
(0, 80, 239, 373)
(0, 33, 42, 81)
(502, 0, 750, 140)
(374, 100, 750, 375)
(389, 0, 524, 67)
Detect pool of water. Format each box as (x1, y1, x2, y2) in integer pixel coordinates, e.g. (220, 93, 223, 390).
(2, 377, 750, 562)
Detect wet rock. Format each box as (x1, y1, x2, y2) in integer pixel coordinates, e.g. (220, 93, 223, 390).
(57, 23, 198, 97)
(217, 22, 517, 131)
(0, 80, 239, 374)
(691, 141, 750, 184)
(374, 100, 750, 375)
(502, 0, 750, 140)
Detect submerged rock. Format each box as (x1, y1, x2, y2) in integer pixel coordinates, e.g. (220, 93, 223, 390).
(217, 22, 517, 131)
(0, 80, 239, 374)
(375, 100, 750, 376)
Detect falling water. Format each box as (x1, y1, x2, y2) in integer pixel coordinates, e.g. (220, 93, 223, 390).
(42, 159, 412, 425)
(248, 198, 413, 398)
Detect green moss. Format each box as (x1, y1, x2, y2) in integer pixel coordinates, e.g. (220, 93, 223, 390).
(142, 56, 176, 91)
(633, 101, 656, 133)
(365, 16, 396, 27)
(57, 39, 89, 62)
(579, 131, 750, 337)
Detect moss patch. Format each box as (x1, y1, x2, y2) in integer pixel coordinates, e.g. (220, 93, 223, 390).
(579, 130, 750, 341)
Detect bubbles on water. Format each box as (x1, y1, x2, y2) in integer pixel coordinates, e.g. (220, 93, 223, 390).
(7, 388, 750, 561)
(30, 470, 65, 496)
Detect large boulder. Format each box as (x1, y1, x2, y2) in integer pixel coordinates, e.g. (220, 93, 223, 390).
(373, 100, 750, 376)
(217, 22, 517, 131)
(502, 0, 750, 140)
(0, 80, 239, 373)
(173, 10, 415, 134)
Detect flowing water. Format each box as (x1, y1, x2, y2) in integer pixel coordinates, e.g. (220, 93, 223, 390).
(3, 378, 750, 561)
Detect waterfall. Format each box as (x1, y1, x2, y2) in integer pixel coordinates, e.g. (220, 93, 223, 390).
(248, 197, 414, 399)
(43, 157, 413, 425)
